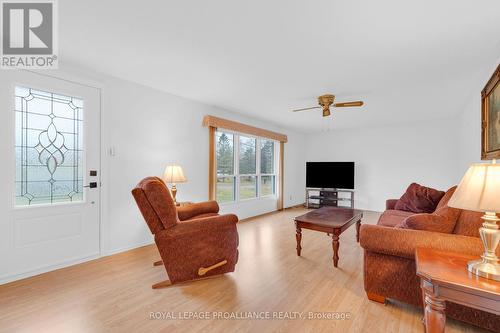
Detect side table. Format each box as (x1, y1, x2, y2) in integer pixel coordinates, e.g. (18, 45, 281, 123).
(415, 248, 500, 333)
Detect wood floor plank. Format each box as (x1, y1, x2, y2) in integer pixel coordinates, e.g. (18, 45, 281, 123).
(0, 208, 489, 333)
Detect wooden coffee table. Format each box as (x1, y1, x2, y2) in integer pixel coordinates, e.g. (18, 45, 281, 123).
(294, 207, 363, 268)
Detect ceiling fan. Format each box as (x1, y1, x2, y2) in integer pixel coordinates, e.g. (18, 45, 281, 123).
(292, 94, 364, 117)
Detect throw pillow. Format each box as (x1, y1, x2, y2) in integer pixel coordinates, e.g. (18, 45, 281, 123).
(394, 183, 445, 213)
(398, 205, 461, 234)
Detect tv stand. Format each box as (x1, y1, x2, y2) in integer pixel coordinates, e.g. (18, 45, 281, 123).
(306, 188, 354, 209)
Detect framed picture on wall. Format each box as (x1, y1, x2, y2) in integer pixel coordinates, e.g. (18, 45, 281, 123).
(481, 64, 500, 160)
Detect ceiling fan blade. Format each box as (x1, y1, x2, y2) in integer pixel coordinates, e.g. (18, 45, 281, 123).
(292, 106, 321, 112)
(333, 101, 364, 107)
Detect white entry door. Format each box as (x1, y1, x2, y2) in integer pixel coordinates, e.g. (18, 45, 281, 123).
(0, 71, 101, 283)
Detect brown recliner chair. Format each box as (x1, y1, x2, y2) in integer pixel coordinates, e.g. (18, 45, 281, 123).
(132, 177, 239, 288)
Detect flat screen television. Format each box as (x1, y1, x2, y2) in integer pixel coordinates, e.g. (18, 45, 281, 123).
(306, 162, 355, 189)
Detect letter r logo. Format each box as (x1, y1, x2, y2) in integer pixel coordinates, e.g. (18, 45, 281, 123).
(2, 1, 53, 55)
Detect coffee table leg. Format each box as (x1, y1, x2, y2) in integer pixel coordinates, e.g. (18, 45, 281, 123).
(295, 224, 302, 256)
(422, 287, 446, 333)
(356, 220, 361, 243)
(332, 234, 339, 267)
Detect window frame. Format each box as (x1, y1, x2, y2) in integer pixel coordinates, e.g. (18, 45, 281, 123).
(215, 129, 278, 204)
(215, 131, 236, 203)
(259, 138, 277, 198)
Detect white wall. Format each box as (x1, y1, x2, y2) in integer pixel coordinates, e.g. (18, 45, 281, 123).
(0, 66, 306, 282)
(457, 59, 500, 174)
(457, 94, 482, 174)
(305, 118, 460, 212)
(99, 71, 306, 254)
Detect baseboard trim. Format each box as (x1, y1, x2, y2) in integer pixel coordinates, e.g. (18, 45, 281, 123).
(239, 203, 306, 222)
(239, 210, 280, 222)
(0, 252, 100, 285)
(285, 203, 306, 209)
(103, 239, 154, 257)
(0, 239, 156, 286)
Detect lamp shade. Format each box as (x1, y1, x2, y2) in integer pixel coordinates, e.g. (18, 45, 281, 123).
(163, 165, 187, 184)
(448, 163, 500, 212)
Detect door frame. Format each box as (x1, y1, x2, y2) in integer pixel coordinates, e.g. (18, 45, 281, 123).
(0, 69, 108, 283)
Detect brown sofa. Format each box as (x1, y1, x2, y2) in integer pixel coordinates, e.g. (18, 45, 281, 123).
(360, 186, 500, 332)
(132, 177, 239, 287)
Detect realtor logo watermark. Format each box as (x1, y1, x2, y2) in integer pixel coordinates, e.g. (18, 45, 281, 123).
(1, 0, 58, 69)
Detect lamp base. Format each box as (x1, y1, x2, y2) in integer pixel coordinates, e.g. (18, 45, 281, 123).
(171, 183, 178, 205)
(468, 211, 500, 282)
(467, 259, 500, 281)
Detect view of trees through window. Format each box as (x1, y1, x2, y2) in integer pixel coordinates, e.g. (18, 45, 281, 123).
(216, 130, 276, 203)
(260, 139, 275, 196)
(239, 136, 256, 199)
(216, 132, 235, 202)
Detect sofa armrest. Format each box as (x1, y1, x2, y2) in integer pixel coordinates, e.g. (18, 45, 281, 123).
(386, 199, 399, 210)
(359, 224, 486, 260)
(176, 200, 220, 221)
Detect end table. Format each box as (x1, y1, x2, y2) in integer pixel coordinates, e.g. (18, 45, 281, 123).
(415, 248, 500, 333)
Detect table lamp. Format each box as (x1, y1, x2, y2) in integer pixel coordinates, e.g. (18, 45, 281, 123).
(448, 162, 500, 281)
(163, 165, 187, 205)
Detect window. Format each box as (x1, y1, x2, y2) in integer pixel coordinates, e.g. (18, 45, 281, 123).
(205, 115, 286, 209)
(215, 130, 276, 203)
(260, 139, 276, 197)
(239, 135, 256, 199)
(15, 87, 84, 206)
(216, 131, 235, 203)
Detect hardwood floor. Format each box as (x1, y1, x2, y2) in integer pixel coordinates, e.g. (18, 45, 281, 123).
(0, 208, 488, 333)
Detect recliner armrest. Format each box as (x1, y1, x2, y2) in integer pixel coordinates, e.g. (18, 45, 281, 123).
(359, 224, 486, 260)
(158, 214, 238, 239)
(176, 200, 220, 221)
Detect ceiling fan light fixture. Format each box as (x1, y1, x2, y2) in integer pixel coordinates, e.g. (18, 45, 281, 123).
(318, 94, 335, 107)
(291, 93, 363, 118)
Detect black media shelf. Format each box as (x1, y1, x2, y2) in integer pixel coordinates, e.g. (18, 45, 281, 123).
(305, 188, 354, 209)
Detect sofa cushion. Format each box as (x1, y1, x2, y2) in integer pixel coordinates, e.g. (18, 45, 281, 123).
(437, 186, 483, 237)
(436, 186, 457, 210)
(453, 210, 483, 237)
(397, 205, 461, 234)
(394, 183, 445, 213)
(378, 210, 414, 227)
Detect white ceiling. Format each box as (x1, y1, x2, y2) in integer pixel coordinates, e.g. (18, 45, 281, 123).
(60, 0, 500, 132)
